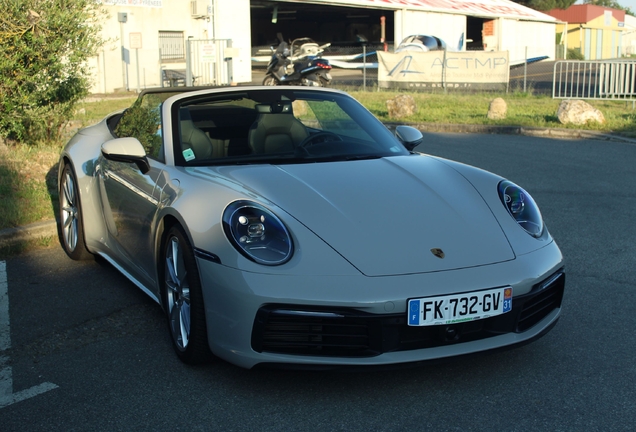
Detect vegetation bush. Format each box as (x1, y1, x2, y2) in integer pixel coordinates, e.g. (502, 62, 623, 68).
(0, 0, 105, 144)
(567, 48, 585, 60)
(114, 99, 162, 157)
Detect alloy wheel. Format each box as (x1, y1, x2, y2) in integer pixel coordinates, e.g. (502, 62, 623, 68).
(165, 235, 191, 351)
(60, 170, 79, 251)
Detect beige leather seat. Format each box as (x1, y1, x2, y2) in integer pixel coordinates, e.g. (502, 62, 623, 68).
(179, 108, 223, 159)
(248, 103, 308, 154)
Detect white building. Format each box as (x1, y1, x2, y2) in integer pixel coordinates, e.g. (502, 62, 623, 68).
(89, 0, 252, 93)
(89, 0, 557, 93)
(623, 14, 636, 56)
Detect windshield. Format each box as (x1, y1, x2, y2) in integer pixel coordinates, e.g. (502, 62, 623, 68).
(171, 89, 408, 166)
(397, 35, 446, 52)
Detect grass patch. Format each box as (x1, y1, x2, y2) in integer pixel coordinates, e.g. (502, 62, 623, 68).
(0, 142, 61, 229)
(348, 91, 636, 133)
(0, 235, 58, 260)
(74, 96, 138, 125)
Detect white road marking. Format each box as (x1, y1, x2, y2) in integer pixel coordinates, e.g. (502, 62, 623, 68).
(0, 261, 58, 409)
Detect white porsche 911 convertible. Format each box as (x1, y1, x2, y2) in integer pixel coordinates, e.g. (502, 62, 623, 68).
(58, 86, 565, 369)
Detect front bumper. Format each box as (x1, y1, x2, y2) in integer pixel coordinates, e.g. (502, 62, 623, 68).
(198, 240, 564, 369)
(252, 271, 564, 358)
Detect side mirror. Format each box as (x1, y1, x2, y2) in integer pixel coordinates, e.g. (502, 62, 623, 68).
(101, 137, 151, 174)
(395, 125, 424, 151)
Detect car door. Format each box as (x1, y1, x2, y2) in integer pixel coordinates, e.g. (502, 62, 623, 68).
(98, 95, 166, 288)
(99, 155, 164, 288)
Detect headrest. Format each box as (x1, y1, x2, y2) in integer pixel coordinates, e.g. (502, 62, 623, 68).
(179, 107, 192, 121)
(256, 102, 292, 114)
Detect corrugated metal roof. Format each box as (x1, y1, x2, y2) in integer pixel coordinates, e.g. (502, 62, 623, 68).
(277, 0, 557, 22)
(547, 4, 625, 24)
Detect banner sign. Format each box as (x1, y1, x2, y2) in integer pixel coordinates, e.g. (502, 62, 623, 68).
(377, 51, 510, 90)
(103, 0, 162, 7)
(200, 43, 217, 63)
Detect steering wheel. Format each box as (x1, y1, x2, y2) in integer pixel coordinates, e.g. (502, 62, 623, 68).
(298, 131, 343, 148)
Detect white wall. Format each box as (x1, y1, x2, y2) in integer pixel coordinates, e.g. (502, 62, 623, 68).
(500, 19, 556, 62)
(88, 0, 252, 93)
(394, 10, 466, 51)
(214, 0, 251, 83)
(393, 8, 555, 62)
(623, 15, 636, 56)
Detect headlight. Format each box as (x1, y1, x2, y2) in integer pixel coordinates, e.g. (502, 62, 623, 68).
(222, 201, 293, 265)
(498, 180, 544, 238)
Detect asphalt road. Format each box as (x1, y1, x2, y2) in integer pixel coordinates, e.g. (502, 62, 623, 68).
(1, 132, 635, 431)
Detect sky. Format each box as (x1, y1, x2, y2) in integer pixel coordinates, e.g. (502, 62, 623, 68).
(613, 0, 636, 12)
(574, 0, 636, 13)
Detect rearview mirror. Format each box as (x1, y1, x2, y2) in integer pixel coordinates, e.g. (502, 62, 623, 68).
(101, 137, 151, 174)
(395, 126, 424, 151)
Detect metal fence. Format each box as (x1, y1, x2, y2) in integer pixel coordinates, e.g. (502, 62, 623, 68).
(251, 43, 561, 94)
(159, 31, 186, 62)
(252, 43, 386, 89)
(553, 60, 636, 101)
(159, 38, 234, 88)
(186, 38, 234, 86)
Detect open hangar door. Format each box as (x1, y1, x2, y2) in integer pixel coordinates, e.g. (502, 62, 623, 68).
(466, 16, 501, 51)
(467, 16, 487, 50)
(250, 1, 394, 49)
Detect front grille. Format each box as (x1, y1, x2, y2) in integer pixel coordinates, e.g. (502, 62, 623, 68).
(252, 270, 565, 357)
(517, 272, 565, 332)
(252, 311, 375, 357)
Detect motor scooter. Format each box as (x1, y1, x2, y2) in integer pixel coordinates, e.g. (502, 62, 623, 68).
(263, 36, 332, 87)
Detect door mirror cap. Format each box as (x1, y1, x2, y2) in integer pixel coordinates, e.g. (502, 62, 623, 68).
(101, 137, 150, 174)
(395, 125, 424, 151)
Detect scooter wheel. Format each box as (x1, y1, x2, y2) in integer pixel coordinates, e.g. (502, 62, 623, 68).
(263, 76, 278, 86)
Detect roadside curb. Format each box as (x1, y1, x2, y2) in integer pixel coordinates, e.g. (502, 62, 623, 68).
(385, 122, 636, 144)
(0, 220, 58, 248)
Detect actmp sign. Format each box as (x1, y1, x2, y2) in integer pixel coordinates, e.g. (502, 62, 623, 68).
(377, 51, 510, 90)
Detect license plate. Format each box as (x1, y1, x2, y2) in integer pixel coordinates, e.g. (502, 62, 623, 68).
(408, 287, 512, 326)
(324, 73, 332, 80)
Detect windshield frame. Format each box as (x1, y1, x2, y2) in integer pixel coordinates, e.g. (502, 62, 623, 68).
(169, 88, 408, 167)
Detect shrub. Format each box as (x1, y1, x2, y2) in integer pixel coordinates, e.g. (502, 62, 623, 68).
(114, 100, 162, 157)
(0, 0, 105, 144)
(567, 48, 585, 60)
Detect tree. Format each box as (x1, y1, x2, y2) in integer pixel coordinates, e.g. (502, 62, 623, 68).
(513, 0, 577, 11)
(583, 0, 634, 15)
(514, 0, 634, 13)
(0, 0, 105, 143)
(115, 97, 162, 157)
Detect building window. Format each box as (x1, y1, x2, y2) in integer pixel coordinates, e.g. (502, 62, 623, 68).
(159, 31, 185, 62)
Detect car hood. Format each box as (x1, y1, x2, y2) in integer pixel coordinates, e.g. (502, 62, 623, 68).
(206, 155, 514, 276)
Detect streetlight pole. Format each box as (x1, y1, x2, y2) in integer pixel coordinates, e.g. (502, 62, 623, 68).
(118, 12, 128, 91)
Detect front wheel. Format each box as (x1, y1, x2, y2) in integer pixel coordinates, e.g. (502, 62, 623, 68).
(262, 75, 278, 86)
(317, 72, 331, 87)
(161, 225, 213, 364)
(58, 163, 92, 260)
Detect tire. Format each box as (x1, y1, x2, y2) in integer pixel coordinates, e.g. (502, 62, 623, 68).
(262, 75, 278, 86)
(59, 163, 92, 260)
(318, 76, 330, 87)
(161, 225, 213, 364)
